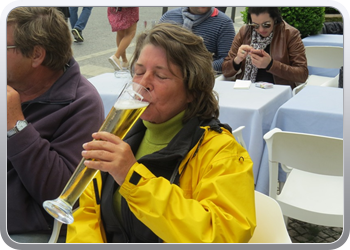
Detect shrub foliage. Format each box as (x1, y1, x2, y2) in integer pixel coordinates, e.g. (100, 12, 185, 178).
(241, 7, 325, 38)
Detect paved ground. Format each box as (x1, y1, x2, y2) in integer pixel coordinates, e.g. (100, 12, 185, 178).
(70, 7, 344, 244)
(287, 218, 343, 243)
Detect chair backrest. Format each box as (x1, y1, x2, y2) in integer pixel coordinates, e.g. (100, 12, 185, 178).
(292, 82, 307, 95)
(231, 126, 247, 149)
(264, 128, 343, 176)
(321, 73, 339, 87)
(305, 46, 343, 69)
(248, 191, 292, 243)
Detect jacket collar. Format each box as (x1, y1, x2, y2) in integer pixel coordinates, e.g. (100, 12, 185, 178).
(124, 117, 204, 158)
(123, 117, 230, 181)
(24, 57, 80, 105)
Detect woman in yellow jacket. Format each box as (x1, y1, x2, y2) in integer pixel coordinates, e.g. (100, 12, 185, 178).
(66, 23, 256, 243)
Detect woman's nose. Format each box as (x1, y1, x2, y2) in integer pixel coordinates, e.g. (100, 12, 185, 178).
(138, 72, 153, 91)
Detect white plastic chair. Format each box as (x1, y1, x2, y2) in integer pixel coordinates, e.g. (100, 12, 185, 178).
(215, 70, 242, 81)
(215, 74, 225, 80)
(231, 126, 247, 149)
(48, 220, 63, 243)
(264, 128, 343, 227)
(292, 82, 307, 96)
(48, 207, 80, 243)
(321, 74, 340, 87)
(304, 46, 343, 87)
(248, 191, 292, 243)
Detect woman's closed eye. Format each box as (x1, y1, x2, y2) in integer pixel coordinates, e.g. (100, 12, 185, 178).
(156, 74, 168, 80)
(134, 70, 145, 76)
(134, 71, 168, 80)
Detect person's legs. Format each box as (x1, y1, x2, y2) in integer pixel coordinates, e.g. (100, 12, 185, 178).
(109, 30, 125, 70)
(115, 23, 137, 64)
(68, 7, 78, 29)
(114, 30, 126, 60)
(116, 30, 124, 49)
(71, 7, 92, 42)
(74, 7, 93, 31)
(109, 23, 137, 70)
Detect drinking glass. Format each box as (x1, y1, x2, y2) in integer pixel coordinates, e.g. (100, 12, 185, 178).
(43, 81, 151, 224)
(114, 69, 131, 79)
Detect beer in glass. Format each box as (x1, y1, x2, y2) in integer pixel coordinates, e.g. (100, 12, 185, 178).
(43, 82, 151, 224)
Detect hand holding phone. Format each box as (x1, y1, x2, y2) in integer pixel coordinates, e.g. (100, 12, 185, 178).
(250, 49, 263, 57)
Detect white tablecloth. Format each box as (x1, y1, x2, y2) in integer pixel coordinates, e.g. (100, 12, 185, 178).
(302, 34, 343, 47)
(302, 34, 343, 77)
(214, 80, 292, 183)
(256, 85, 343, 194)
(88, 73, 132, 117)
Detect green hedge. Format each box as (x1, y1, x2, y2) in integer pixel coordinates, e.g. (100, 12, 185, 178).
(325, 7, 340, 14)
(241, 7, 325, 38)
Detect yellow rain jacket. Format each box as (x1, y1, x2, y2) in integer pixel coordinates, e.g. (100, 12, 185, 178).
(67, 118, 256, 243)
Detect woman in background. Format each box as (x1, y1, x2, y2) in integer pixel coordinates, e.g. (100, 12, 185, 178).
(108, 7, 139, 71)
(222, 7, 308, 89)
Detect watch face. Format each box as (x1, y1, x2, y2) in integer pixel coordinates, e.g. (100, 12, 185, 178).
(16, 120, 28, 131)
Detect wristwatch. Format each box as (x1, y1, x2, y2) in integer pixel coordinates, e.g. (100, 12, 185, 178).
(7, 120, 28, 139)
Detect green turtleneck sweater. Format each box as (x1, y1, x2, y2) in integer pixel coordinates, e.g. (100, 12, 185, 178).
(135, 110, 185, 160)
(113, 111, 185, 220)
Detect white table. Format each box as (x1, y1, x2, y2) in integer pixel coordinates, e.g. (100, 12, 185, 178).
(214, 80, 292, 183)
(256, 85, 343, 194)
(88, 72, 132, 117)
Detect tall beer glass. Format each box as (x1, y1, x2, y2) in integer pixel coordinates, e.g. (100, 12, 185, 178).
(43, 82, 151, 224)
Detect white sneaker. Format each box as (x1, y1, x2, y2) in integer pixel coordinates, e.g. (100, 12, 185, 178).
(108, 55, 122, 71)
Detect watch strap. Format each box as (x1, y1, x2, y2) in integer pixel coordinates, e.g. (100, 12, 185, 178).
(7, 127, 19, 138)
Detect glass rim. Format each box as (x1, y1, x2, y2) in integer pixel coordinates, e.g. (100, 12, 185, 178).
(123, 81, 152, 103)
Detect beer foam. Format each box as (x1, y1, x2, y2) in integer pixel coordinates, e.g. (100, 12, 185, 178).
(114, 99, 149, 110)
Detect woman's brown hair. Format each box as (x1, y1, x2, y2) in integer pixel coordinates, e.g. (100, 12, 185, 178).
(130, 23, 219, 123)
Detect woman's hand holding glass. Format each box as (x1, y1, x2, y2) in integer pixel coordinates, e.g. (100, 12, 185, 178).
(82, 131, 136, 186)
(43, 81, 152, 224)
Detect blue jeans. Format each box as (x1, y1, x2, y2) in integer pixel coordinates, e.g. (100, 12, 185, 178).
(69, 7, 93, 31)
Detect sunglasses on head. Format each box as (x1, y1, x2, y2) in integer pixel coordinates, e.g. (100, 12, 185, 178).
(249, 21, 272, 29)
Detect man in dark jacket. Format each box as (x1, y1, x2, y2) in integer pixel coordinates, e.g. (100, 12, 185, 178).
(6, 7, 105, 243)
